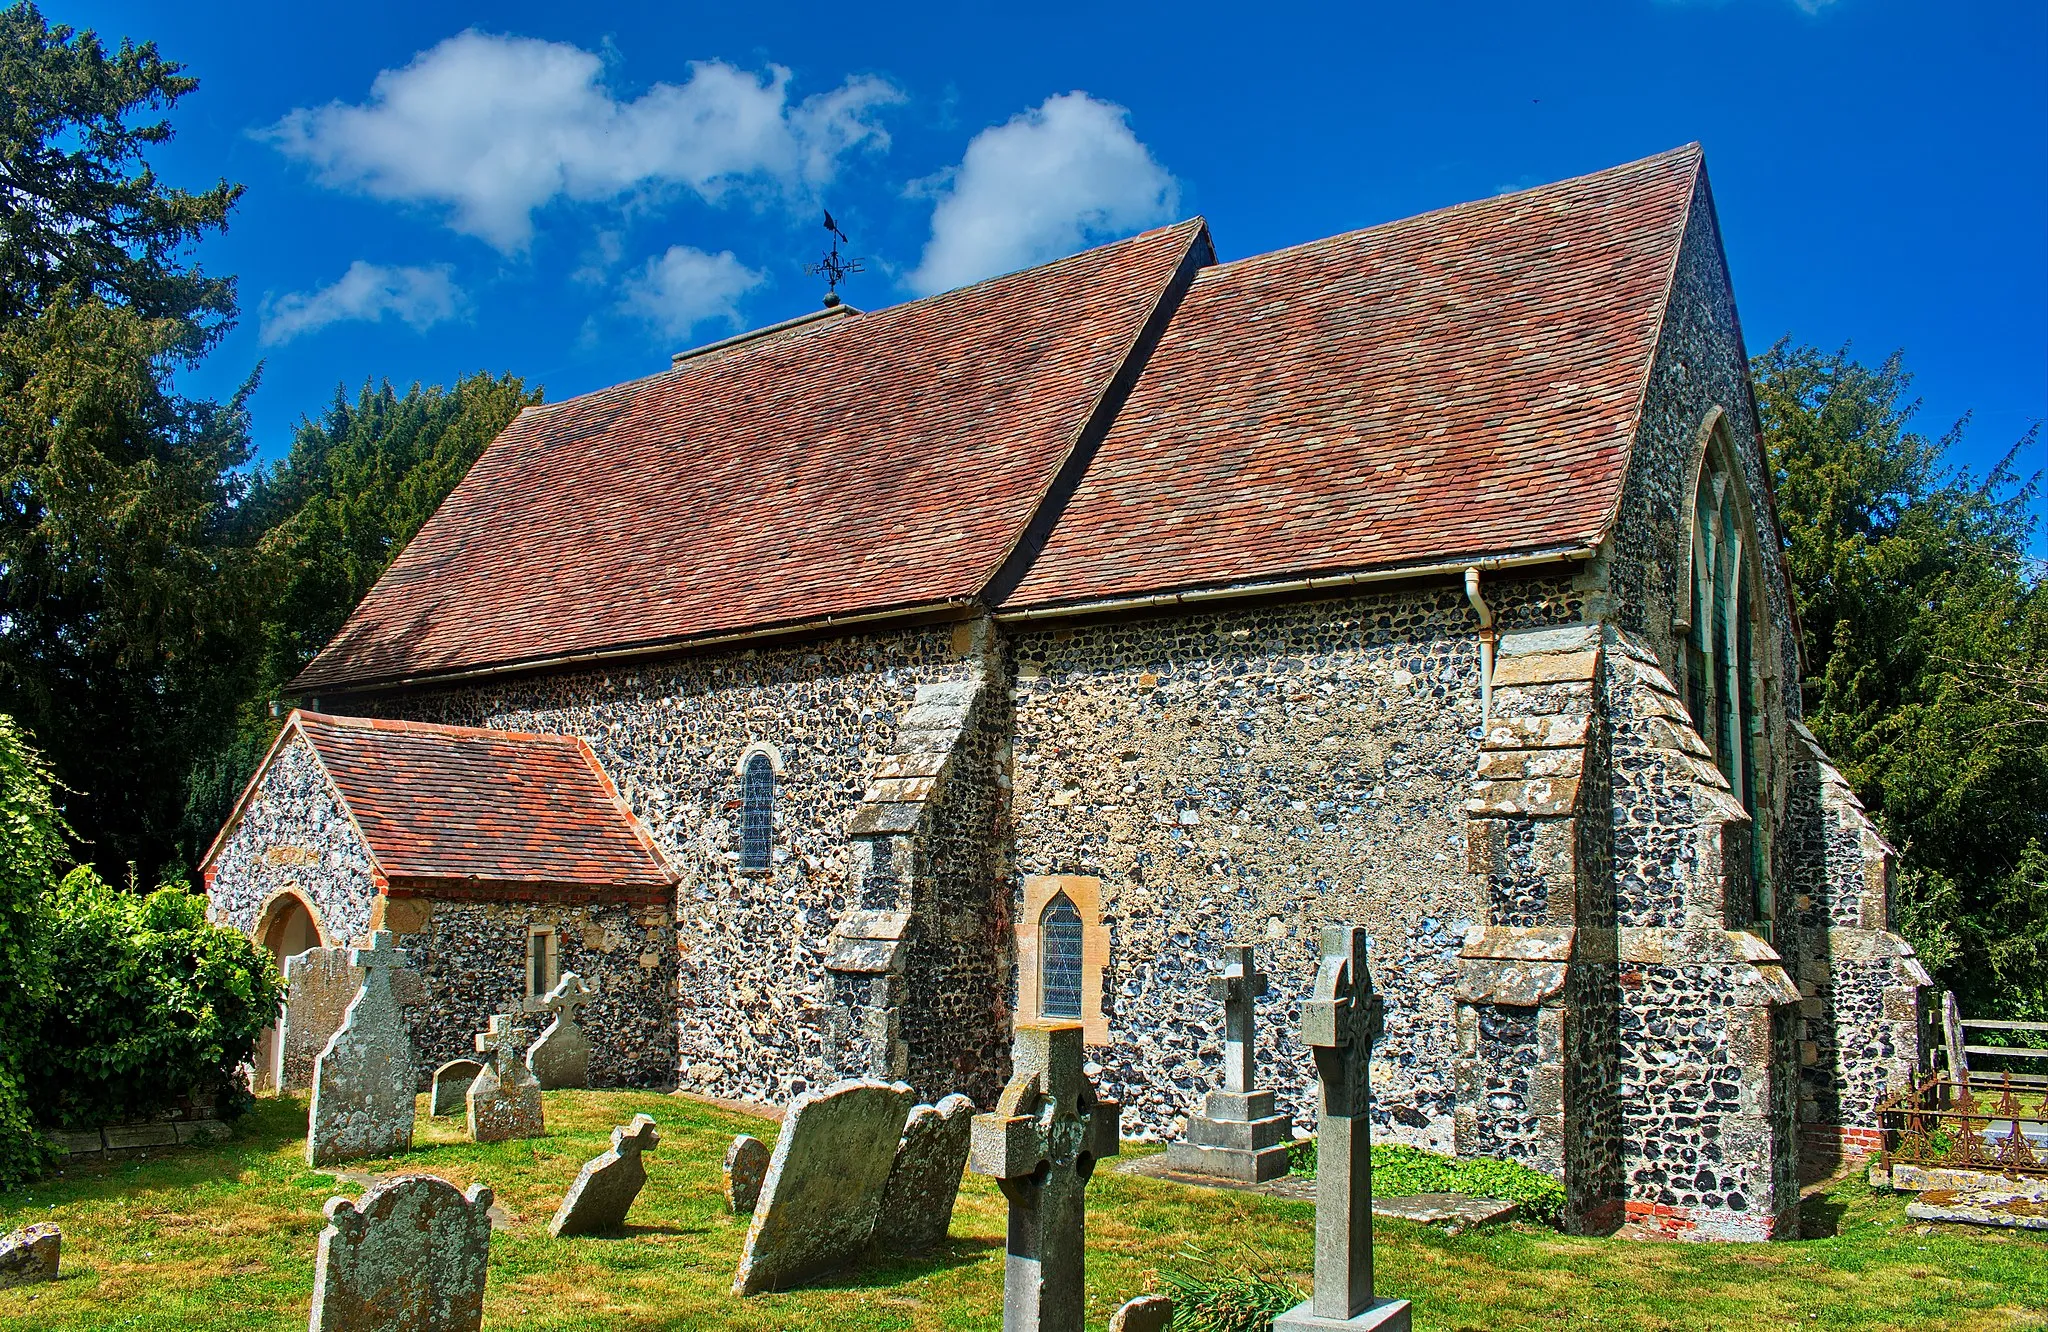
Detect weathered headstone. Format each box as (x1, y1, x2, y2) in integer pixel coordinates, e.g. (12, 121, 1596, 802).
(724, 1134, 770, 1215)
(431, 1059, 484, 1117)
(278, 947, 362, 1093)
(310, 1174, 492, 1332)
(1272, 927, 1411, 1332)
(306, 931, 418, 1168)
(873, 1092, 976, 1252)
(970, 1021, 1122, 1332)
(1942, 989, 1970, 1085)
(525, 972, 597, 1091)
(0, 1223, 59, 1290)
(549, 1114, 660, 1237)
(467, 1014, 545, 1144)
(1167, 943, 1291, 1183)
(1111, 1294, 1175, 1332)
(731, 1079, 915, 1296)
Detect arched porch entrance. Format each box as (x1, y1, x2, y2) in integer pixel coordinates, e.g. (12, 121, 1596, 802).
(252, 891, 325, 1092)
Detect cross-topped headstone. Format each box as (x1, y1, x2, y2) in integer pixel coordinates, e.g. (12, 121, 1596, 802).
(526, 972, 597, 1090)
(549, 1113, 660, 1237)
(467, 1013, 545, 1143)
(1273, 926, 1409, 1332)
(1210, 944, 1269, 1094)
(970, 1021, 1121, 1332)
(306, 929, 419, 1167)
(1167, 943, 1291, 1183)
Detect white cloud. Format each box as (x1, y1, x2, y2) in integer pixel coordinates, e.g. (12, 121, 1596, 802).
(906, 92, 1179, 296)
(260, 261, 465, 346)
(618, 245, 766, 338)
(262, 31, 903, 251)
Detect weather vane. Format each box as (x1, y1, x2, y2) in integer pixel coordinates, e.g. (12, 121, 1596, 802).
(805, 209, 864, 307)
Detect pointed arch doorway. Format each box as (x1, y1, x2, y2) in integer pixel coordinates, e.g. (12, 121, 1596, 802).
(252, 891, 325, 1092)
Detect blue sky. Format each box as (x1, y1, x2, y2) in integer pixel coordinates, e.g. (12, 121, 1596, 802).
(64, 0, 2048, 539)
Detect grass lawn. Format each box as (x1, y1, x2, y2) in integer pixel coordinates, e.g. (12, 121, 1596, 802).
(0, 1090, 2042, 1330)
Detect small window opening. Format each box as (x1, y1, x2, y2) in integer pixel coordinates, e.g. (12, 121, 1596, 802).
(527, 928, 558, 999)
(1040, 893, 1085, 1019)
(741, 752, 775, 872)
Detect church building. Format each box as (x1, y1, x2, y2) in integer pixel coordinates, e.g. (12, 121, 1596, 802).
(202, 145, 1931, 1241)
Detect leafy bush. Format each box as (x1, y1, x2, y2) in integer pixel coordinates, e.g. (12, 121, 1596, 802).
(1286, 1138, 1568, 1226)
(1159, 1248, 1305, 1332)
(0, 716, 66, 1186)
(26, 867, 283, 1129)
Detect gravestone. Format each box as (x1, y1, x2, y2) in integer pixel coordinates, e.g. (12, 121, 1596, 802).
(1942, 990, 1970, 1085)
(873, 1092, 976, 1252)
(724, 1134, 770, 1215)
(310, 1174, 493, 1332)
(1272, 927, 1411, 1332)
(1167, 943, 1291, 1183)
(431, 1059, 484, 1117)
(467, 1014, 545, 1144)
(970, 1021, 1122, 1332)
(306, 932, 418, 1168)
(1111, 1294, 1174, 1332)
(0, 1223, 59, 1290)
(525, 973, 597, 1091)
(549, 1114, 660, 1237)
(278, 947, 362, 1093)
(731, 1079, 915, 1296)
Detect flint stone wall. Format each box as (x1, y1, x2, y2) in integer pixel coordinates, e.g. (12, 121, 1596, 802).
(392, 898, 674, 1089)
(351, 624, 983, 1105)
(205, 735, 374, 947)
(1008, 575, 1586, 1143)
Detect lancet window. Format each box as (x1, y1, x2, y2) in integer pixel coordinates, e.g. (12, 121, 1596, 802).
(740, 751, 775, 873)
(1040, 893, 1085, 1019)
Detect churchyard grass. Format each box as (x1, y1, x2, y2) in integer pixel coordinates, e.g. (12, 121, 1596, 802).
(0, 1089, 2041, 1330)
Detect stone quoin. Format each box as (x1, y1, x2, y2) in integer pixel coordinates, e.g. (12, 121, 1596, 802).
(202, 145, 1927, 1241)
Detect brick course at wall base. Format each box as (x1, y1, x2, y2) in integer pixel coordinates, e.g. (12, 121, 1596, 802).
(201, 147, 1932, 1242)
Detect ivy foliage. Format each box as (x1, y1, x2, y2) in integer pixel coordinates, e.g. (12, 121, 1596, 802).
(26, 866, 283, 1129)
(1755, 342, 2046, 1019)
(1285, 1138, 1568, 1226)
(0, 713, 67, 1186)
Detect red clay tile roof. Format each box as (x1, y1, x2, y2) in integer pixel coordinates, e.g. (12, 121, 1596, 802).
(999, 145, 1703, 609)
(210, 711, 673, 897)
(292, 220, 1210, 692)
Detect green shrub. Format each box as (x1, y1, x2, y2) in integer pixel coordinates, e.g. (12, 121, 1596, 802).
(26, 868, 284, 1129)
(1285, 1137, 1568, 1226)
(1159, 1248, 1305, 1332)
(0, 716, 67, 1187)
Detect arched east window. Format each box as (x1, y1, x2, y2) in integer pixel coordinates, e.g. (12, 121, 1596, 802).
(1040, 892, 1085, 1019)
(1680, 421, 1773, 935)
(740, 752, 775, 873)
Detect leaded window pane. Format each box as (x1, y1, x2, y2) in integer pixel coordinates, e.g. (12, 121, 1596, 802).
(1041, 894, 1084, 1019)
(741, 753, 774, 872)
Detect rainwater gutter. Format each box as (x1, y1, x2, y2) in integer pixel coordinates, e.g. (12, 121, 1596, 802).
(991, 546, 1590, 624)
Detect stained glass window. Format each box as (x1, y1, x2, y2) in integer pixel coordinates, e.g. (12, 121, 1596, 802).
(741, 753, 774, 872)
(1041, 893, 1084, 1019)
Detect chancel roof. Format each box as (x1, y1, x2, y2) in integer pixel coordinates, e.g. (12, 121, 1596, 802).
(205, 711, 674, 899)
(294, 147, 1709, 693)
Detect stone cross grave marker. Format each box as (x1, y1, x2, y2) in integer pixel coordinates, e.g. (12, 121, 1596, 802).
(1272, 926, 1410, 1332)
(310, 1174, 493, 1332)
(525, 972, 597, 1090)
(873, 1092, 977, 1253)
(467, 1013, 545, 1144)
(970, 1021, 1121, 1332)
(731, 1079, 915, 1296)
(550, 1114, 660, 1237)
(306, 931, 418, 1168)
(1167, 943, 1291, 1182)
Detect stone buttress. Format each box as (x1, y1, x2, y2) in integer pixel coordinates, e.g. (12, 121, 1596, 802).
(1782, 721, 1931, 1164)
(1455, 625, 1623, 1235)
(824, 628, 1011, 1106)
(1608, 631, 1802, 1240)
